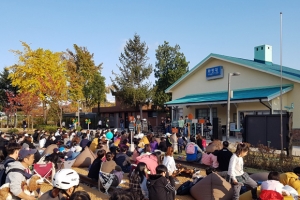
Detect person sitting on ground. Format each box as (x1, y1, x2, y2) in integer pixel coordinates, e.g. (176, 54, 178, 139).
(0, 143, 21, 184)
(166, 133, 172, 148)
(21, 136, 35, 149)
(157, 137, 167, 152)
(43, 150, 64, 169)
(201, 151, 219, 169)
(39, 169, 80, 200)
(89, 132, 100, 153)
(226, 143, 258, 200)
(147, 165, 176, 200)
(185, 137, 203, 162)
(70, 136, 81, 152)
(129, 162, 149, 200)
(115, 147, 131, 173)
(62, 132, 69, 145)
(162, 147, 177, 176)
(44, 135, 56, 148)
(80, 133, 90, 150)
(149, 137, 158, 153)
(88, 149, 106, 181)
(136, 151, 163, 175)
(99, 163, 122, 194)
(131, 141, 142, 163)
(21, 140, 41, 164)
(118, 138, 130, 150)
(96, 136, 110, 153)
(5, 147, 36, 200)
(0, 132, 9, 157)
(101, 152, 117, 174)
(66, 146, 82, 161)
(17, 134, 25, 144)
(196, 134, 204, 151)
(260, 171, 289, 199)
(214, 141, 232, 172)
(109, 189, 136, 200)
(39, 135, 47, 149)
(70, 191, 91, 200)
(141, 144, 151, 156)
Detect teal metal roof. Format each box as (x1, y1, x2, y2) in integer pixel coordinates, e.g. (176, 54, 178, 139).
(165, 84, 293, 105)
(165, 53, 300, 93)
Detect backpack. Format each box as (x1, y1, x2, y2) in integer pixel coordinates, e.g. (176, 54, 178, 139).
(177, 180, 192, 195)
(177, 178, 203, 195)
(0, 158, 15, 186)
(186, 143, 195, 154)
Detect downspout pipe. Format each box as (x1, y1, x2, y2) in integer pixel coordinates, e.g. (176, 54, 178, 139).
(259, 99, 272, 114)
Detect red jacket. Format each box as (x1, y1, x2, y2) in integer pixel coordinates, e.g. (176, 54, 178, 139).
(259, 190, 283, 200)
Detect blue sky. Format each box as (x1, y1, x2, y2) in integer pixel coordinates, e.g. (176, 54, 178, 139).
(1, 1, 299, 101)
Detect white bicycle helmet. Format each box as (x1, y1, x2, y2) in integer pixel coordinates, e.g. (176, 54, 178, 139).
(52, 169, 80, 190)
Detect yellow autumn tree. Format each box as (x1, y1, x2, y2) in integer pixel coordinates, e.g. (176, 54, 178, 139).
(8, 41, 68, 124)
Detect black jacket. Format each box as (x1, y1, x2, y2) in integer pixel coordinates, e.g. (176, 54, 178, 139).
(147, 174, 175, 200)
(88, 158, 102, 181)
(215, 148, 233, 171)
(158, 141, 167, 152)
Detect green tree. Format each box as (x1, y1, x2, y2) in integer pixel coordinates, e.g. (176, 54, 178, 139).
(0, 68, 18, 112)
(65, 44, 102, 105)
(111, 34, 153, 117)
(153, 41, 189, 110)
(83, 71, 106, 113)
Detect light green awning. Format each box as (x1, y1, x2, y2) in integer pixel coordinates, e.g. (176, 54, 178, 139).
(165, 84, 293, 106)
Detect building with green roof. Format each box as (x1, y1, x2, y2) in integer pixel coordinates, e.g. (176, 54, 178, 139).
(165, 45, 300, 133)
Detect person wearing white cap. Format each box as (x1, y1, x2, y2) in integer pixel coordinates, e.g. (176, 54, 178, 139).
(165, 133, 172, 148)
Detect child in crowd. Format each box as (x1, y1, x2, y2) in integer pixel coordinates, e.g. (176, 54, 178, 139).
(129, 162, 149, 200)
(70, 191, 91, 200)
(260, 171, 289, 199)
(227, 143, 258, 200)
(162, 147, 177, 176)
(147, 165, 176, 200)
(88, 149, 106, 181)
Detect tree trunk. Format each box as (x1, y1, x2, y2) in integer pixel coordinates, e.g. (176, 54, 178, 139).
(97, 101, 100, 117)
(43, 101, 47, 124)
(288, 112, 293, 156)
(139, 104, 143, 119)
(13, 112, 17, 128)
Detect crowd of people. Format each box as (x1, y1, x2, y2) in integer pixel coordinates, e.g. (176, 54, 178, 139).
(0, 125, 298, 200)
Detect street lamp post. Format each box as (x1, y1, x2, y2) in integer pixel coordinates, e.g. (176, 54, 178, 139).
(226, 72, 241, 141)
(77, 100, 80, 127)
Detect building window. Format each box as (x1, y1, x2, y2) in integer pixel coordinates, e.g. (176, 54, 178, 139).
(256, 48, 258, 51)
(261, 47, 263, 50)
(119, 113, 122, 118)
(178, 108, 183, 118)
(195, 108, 217, 119)
(148, 111, 157, 118)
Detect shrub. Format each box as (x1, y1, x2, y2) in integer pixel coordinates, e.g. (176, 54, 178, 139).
(35, 125, 58, 133)
(7, 128, 19, 134)
(244, 143, 300, 172)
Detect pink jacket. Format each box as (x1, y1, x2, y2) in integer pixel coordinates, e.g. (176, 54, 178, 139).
(136, 154, 158, 175)
(201, 153, 219, 168)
